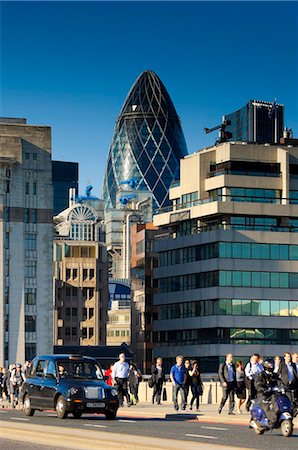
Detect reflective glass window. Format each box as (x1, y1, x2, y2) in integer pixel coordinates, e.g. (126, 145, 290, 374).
(289, 245, 298, 260)
(261, 272, 270, 287)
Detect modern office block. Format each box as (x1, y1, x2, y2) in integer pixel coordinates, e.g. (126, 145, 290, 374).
(0, 117, 53, 366)
(153, 141, 298, 371)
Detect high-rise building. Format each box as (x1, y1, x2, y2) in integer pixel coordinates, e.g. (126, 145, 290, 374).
(0, 117, 53, 365)
(224, 99, 284, 145)
(131, 223, 159, 372)
(103, 70, 188, 210)
(53, 197, 108, 346)
(106, 279, 131, 346)
(153, 140, 298, 372)
(52, 160, 78, 215)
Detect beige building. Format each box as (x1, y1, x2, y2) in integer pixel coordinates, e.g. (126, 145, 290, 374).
(153, 141, 298, 372)
(0, 118, 53, 366)
(54, 201, 108, 346)
(106, 302, 131, 346)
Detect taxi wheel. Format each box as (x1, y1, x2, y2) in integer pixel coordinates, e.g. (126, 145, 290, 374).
(105, 410, 117, 420)
(56, 395, 68, 419)
(23, 394, 35, 416)
(72, 410, 83, 419)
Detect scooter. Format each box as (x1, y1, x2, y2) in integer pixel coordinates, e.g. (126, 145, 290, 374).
(250, 386, 294, 437)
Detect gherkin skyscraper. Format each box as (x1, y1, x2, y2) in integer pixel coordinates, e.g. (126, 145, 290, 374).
(103, 70, 188, 209)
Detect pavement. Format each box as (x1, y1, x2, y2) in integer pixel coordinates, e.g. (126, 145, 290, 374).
(0, 400, 298, 449)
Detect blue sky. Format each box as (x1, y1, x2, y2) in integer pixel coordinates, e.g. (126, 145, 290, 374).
(1, 1, 298, 196)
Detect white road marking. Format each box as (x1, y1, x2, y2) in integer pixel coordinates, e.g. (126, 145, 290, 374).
(10, 417, 29, 421)
(201, 426, 228, 431)
(185, 434, 218, 440)
(84, 423, 107, 428)
(118, 419, 137, 423)
(46, 414, 57, 416)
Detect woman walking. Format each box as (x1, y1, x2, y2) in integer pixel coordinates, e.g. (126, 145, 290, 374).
(189, 360, 203, 411)
(128, 363, 142, 405)
(236, 360, 246, 414)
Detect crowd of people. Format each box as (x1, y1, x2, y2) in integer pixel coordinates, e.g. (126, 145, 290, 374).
(0, 361, 31, 408)
(217, 351, 298, 426)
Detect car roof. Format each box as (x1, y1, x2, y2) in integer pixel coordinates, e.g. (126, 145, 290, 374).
(36, 355, 98, 362)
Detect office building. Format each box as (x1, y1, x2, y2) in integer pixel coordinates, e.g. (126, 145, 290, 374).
(52, 160, 78, 215)
(0, 117, 53, 366)
(54, 197, 108, 346)
(106, 279, 131, 346)
(153, 140, 298, 372)
(103, 70, 188, 210)
(224, 99, 284, 145)
(131, 223, 159, 372)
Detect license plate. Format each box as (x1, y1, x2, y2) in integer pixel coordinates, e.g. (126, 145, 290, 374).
(86, 402, 105, 408)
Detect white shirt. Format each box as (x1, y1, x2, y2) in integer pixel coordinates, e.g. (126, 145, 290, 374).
(245, 362, 263, 380)
(112, 360, 129, 379)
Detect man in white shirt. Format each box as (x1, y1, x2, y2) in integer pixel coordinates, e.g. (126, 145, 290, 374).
(245, 353, 263, 411)
(112, 353, 131, 407)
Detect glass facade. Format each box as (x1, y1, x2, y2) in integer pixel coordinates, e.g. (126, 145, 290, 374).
(102, 70, 188, 209)
(159, 271, 298, 293)
(158, 299, 298, 319)
(224, 100, 284, 144)
(52, 161, 79, 215)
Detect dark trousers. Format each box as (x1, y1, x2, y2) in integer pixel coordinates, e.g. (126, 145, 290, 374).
(184, 384, 191, 404)
(115, 377, 130, 406)
(259, 394, 279, 426)
(152, 379, 163, 404)
(219, 382, 235, 413)
(190, 384, 201, 409)
(173, 384, 186, 410)
(246, 380, 256, 410)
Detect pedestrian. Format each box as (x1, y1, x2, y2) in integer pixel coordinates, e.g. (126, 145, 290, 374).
(277, 352, 298, 405)
(0, 367, 3, 401)
(184, 359, 192, 405)
(170, 355, 186, 411)
(244, 353, 263, 411)
(10, 363, 25, 408)
(218, 353, 236, 415)
(291, 352, 298, 410)
(22, 361, 31, 380)
(151, 357, 165, 405)
(189, 360, 203, 411)
(112, 353, 131, 407)
(128, 363, 142, 405)
(105, 364, 113, 386)
(235, 361, 246, 414)
(274, 355, 281, 373)
(2, 367, 10, 402)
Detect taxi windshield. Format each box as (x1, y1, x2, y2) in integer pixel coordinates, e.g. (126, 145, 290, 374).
(57, 361, 103, 380)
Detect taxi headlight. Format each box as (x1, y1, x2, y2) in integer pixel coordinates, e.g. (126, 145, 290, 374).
(111, 388, 118, 397)
(68, 387, 79, 396)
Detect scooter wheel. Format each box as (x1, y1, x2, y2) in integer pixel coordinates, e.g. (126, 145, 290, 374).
(281, 419, 293, 437)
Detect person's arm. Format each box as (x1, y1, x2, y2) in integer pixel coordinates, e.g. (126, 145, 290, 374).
(244, 363, 251, 379)
(170, 367, 175, 385)
(218, 364, 226, 386)
(111, 362, 117, 382)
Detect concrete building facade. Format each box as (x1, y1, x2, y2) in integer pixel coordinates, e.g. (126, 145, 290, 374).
(54, 200, 108, 346)
(153, 141, 298, 372)
(0, 118, 53, 366)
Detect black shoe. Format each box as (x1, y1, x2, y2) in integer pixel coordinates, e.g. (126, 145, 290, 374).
(228, 412, 235, 415)
(175, 406, 179, 411)
(189, 405, 192, 410)
(218, 408, 222, 414)
(127, 402, 132, 407)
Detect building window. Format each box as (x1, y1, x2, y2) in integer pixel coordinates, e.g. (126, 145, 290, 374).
(25, 182, 29, 195)
(25, 288, 36, 305)
(6, 169, 11, 178)
(32, 210, 37, 223)
(25, 343, 36, 361)
(25, 315, 36, 332)
(33, 182, 37, 195)
(24, 209, 30, 223)
(73, 268, 78, 279)
(66, 308, 71, 317)
(66, 269, 71, 280)
(6, 181, 10, 194)
(4, 287, 9, 304)
(82, 308, 87, 320)
(89, 328, 94, 339)
(83, 269, 88, 280)
(72, 308, 77, 317)
(25, 234, 36, 251)
(115, 330, 120, 337)
(4, 208, 9, 222)
(25, 261, 37, 278)
(25, 153, 30, 160)
(33, 153, 37, 160)
(89, 308, 94, 319)
(82, 328, 87, 339)
(65, 327, 70, 337)
(4, 232, 9, 249)
(89, 269, 94, 279)
(72, 287, 77, 297)
(65, 287, 71, 297)
(72, 327, 77, 337)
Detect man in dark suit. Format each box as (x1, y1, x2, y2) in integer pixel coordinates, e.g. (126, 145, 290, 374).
(151, 357, 165, 405)
(218, 353, 236, 414)
(277, 352, 298, 405)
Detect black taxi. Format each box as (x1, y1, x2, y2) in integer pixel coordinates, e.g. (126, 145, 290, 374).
(20, 355, 119, 419)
